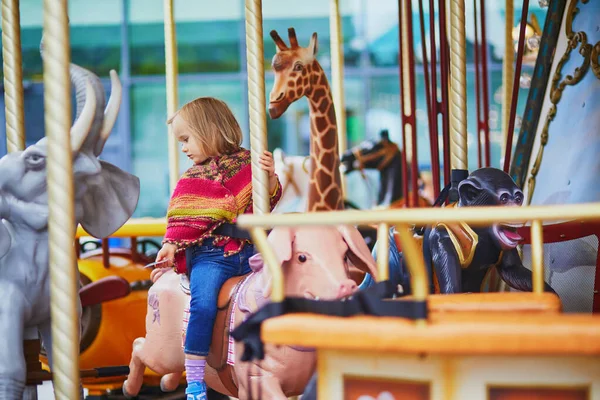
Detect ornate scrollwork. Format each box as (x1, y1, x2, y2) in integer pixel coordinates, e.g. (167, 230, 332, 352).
(526, 0, 599, 204)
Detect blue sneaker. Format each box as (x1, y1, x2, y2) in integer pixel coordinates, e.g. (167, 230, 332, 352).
(185, 381, 207, 400)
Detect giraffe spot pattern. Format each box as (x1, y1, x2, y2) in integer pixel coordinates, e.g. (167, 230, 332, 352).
(269, 45, 343, 211)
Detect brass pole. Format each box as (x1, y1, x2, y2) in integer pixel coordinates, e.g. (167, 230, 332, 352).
(250, 228, 284, 302)
(376, 223, 389, 281)
(237, 202, 600, 228)
(449, 0, 468, 169)
(164, 0, 180, 193)
(42, 0, 80, 397)
(501, 0, 514, 160)
(329, 0, 348, 199)
(395, 223, 428, 321)
(530, 219, 544, 293)
(244, 0, 270, 214)
(2, 0, 26, 152)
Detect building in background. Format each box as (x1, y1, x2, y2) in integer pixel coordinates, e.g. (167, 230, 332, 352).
(0, 0, 547, 217)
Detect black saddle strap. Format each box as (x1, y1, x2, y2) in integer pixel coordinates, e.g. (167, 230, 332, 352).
(212, 223, 252, 240)
(231, 277, 427, 362)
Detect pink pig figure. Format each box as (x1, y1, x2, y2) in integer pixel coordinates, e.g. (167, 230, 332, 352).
(123, 225, 377, 399)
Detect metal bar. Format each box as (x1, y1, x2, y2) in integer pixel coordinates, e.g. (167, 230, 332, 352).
(236, 202, 600, 228)
(449, 0, 468, 170)
(42, 0, 80, 397)
(376, 223, 389, 281)
(503, 0, 530, 172)
(2, 0, 26, 152)
(479, 0, 491, 167)
(329, 0, 348, 161)
(428, 0, 441, 198)
(530, 219, 544, 294)
(164, 0, 180, 193)
(404, 0, 419, 208)
(473, 0, 482, 169)
(438, 0, 451, 186)
(119, 0, 132, 173)
(397, 0, 410, 205)
(501, 0, 514, 164)
(394, 223, 428, 307)
(418, 0, 440, 198)
(249, 227, 283, 302)
(244, 0, 270, 214)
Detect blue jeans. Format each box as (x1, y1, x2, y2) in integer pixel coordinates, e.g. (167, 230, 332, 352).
(184, 240, 254, 356)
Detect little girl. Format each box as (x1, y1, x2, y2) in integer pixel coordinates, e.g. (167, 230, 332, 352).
(155, 97, 281, 400)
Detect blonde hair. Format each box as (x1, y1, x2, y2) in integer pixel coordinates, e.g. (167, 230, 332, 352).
(167, 97, 243, 157)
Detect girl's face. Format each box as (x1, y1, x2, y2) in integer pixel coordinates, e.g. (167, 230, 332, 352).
(172, 115, 207, 165)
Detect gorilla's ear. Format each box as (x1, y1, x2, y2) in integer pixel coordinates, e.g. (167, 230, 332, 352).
(458, 178, 482, 204)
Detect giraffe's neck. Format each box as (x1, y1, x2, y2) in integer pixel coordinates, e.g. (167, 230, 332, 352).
(305, 61, 344, 212)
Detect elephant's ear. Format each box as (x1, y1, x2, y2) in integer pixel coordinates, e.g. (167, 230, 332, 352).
(0, 220, 11, 259)
(80, 161, 140, 238)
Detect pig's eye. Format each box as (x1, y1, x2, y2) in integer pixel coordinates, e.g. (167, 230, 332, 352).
(297, 254, 307, 263)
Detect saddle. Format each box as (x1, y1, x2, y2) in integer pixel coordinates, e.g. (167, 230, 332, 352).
(206, 273, 250, 396)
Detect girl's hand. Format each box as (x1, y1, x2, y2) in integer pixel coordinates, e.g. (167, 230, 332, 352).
(156, 243, 177, 265)
(259, 151, 278, 195)
(259, 150, 275, 177)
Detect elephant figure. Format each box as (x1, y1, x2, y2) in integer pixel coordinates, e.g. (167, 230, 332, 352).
(123, 224, 377, 400)
(0, 61, 140, 398)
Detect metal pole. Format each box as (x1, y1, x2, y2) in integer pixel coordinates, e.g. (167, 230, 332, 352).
(501, 0, 514, 163)
(448, 0, 468, 170)
(329, 0, 348, 199)
(164, 0, 180, 193)
(2, 0, 26, 152)
(244, 0, 269, 214)
(42, 0, 80, 397)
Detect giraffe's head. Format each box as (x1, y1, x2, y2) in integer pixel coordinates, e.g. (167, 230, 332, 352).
(268, 28, 319, 119)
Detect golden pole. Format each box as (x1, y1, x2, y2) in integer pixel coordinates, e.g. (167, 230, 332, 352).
(250, 228, 284, 302)
(164, 0, 180, 193)
(376, 223, 389, 281)
(2, 0, 26, 152)
(449, 0, 468, 169)
(42, 0, 80, 398)
(245, 0, 270, 214)
(501, 0, 514, 160)
(329, 0, 348, 198)
(530, 219, 544, 293)
(237, 202, 600, 228)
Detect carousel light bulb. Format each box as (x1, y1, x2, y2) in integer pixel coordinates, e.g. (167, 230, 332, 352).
(520, 74, 532, 89)
(538, 0, 549, 7)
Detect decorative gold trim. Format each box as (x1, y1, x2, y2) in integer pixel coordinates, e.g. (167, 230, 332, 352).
(526, 0, 599, 204)
(437, 222, 479, 269)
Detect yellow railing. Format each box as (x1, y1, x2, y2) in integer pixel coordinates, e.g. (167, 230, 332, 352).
(236, 202, 600, 304)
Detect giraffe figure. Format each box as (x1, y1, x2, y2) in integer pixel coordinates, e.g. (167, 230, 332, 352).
(268, 28, 344, 212)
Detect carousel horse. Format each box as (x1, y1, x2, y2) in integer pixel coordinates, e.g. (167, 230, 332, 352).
(340, 129, 430, 209)
(273, 148, 310, 213)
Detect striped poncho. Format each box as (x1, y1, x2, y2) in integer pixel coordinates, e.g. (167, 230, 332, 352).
(163, 148, 281, 273)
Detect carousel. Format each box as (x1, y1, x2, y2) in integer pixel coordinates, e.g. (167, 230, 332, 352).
(0, 0, 599, 399)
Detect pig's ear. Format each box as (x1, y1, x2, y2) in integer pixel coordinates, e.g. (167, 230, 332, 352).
(338, 225, 378, 279)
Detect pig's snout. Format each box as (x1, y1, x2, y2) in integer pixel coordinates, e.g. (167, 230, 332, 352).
(337, 279, 358, 298)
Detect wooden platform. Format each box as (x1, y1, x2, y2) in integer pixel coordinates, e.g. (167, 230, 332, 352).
(262, 312, 600, 355)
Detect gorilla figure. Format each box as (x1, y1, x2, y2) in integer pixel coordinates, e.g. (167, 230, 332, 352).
(364, 167, 556, 294)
